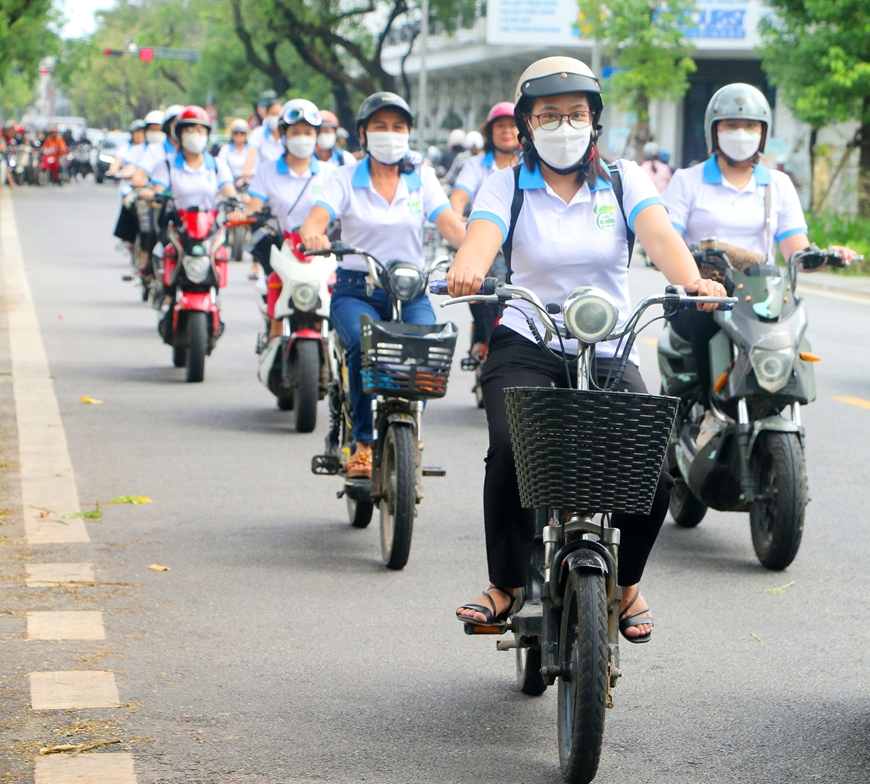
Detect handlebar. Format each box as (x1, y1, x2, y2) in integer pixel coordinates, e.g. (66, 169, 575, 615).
(791, 245, 861, 271)
(428, 278, 499, 297)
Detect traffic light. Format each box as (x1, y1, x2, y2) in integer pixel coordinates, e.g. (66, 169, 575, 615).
(138, 48, 154, 62)
(104, 49, 125, 57)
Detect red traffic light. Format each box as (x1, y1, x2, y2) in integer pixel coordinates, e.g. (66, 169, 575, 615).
(138, 47, 154, 62)
(104, 48, 123, 57)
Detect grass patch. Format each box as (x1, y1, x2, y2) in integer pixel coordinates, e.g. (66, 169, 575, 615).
(64, 503, 101, 519)
(806, 212, 870, 275)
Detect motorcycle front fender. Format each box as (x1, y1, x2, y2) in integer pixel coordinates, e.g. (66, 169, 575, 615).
(564, 548, 609, 576)
(747, 416, 802, 457)
(177, 291, 213, 312)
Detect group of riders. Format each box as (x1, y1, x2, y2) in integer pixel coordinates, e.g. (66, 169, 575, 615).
(109, 56, 856, 643)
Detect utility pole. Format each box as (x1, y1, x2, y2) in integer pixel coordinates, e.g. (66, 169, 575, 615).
(417, 0, 429, 151)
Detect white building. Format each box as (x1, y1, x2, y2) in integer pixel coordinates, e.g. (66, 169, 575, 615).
(382, 0, 858, 211)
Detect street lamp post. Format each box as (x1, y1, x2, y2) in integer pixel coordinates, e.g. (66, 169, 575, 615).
(418, 0, 429, 151)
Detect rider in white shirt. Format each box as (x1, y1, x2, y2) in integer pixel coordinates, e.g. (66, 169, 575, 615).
(314, 110, 357, 167)
(218, 119, 253, 182)
(242, 100, 284, 179)
(133, 105, 184, 187)
(447, 57, 725, 639)
(299, 92, 465, 479)
(664, 83, 857, 448)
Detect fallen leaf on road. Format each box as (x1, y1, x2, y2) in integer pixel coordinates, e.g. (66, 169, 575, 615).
(38, 511, 51, 518)
(149, 564, 170, 572)
(763, 580, 796, 595)
(39, 738, 121, 756)
(750, 632, 764, 644)
(57, 313, 63, 320)
(107, 495, 152, 504)
(81, 396, 102, 405)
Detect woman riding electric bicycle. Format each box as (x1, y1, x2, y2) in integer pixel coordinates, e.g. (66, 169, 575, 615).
(664, 83, 858, 449)
(299, 91, 465, 479)
(447, 57, 726, 640)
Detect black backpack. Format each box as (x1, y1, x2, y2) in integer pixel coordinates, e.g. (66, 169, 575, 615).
(501, 162, 634, 283)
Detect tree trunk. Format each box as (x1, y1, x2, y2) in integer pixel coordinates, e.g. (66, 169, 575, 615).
(808, 128, 817, 214)
(333, 83, 359, 151)
(859, 96, 870, 218)
(628, 94, 651, 163)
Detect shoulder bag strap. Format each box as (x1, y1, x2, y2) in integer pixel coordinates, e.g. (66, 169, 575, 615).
(501, 163, 524, 283)
(608, 163, 634, 265)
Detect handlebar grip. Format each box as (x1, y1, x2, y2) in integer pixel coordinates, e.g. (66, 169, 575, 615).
(683, 291, 735, 311)
(428, 276, 499, 296)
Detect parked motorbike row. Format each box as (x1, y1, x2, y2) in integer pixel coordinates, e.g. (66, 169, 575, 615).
(5, 141, 96, 186)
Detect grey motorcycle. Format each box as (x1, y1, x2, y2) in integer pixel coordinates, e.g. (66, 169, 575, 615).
(657, 240, 853, 570)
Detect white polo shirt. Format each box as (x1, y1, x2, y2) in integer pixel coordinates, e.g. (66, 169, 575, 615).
(151, 151, 233, 211)
(249, 155, 334, 232)
(453, 151, 503, 202)
(122, 142, 148, 167)
(315, 156, 451, 272)
(249, 125, 284, 163)
(136, 138, 178, 180)
(218, 142, 251, 180)
(664, 155, 807, 261)
(470, 159, 664, 362)
(319, 147, 356, 167)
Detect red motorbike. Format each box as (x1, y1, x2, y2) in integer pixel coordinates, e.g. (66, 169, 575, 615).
(157, 197, 236, 382)
(37, 150, 66, 186)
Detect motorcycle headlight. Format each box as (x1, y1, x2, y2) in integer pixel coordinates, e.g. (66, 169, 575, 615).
(749, 346, 796, 393)
(290, 281, 319, 311)
(387, 264, 424, 301)
(562, 287, 619, 343)
(182, 254, 211, 284)
(99, 153, 115, 164)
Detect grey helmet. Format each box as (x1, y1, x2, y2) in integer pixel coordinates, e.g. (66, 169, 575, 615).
(704, 83, 771, 156)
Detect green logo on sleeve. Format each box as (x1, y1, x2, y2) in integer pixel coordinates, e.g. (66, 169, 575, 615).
(594, 204, 617, 230)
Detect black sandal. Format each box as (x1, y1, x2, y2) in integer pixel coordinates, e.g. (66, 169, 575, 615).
(618, 589, 654, 644)
(456, 586, 516, 627)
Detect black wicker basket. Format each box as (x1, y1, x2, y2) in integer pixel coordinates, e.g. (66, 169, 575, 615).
(360, 315, 458, 399)
(504, 387, 678, 515)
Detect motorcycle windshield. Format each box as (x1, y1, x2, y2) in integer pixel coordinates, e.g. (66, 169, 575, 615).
(179, 208, 217, 240)
(732, 265, 787, 321)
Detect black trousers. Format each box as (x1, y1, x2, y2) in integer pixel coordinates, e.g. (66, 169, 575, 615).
(480, 326, 672, 588)
(469, 302, 499, 346)
(670, 309, 720, 408)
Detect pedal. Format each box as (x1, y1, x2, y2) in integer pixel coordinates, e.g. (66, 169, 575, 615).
(311, 454, 341, 475)
(464, 622, 507, 635)
(121, 274, 134, 282)
(460, 357, 480, 371)
(422, 466, 446, 477)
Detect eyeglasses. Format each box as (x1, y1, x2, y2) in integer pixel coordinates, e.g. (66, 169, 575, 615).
(232, 130, 247, 135)
(531, 111, 593, 131)
(283, 107, 322, 127)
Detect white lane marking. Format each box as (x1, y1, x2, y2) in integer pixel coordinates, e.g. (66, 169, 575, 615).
(27, 611, 105, 640)
(0, 189, 87, 543)
(35, 752, 137, 784)
(800, 282, 870, 305)
(25, 563, 94, 587)
(30, 671, 121, 710)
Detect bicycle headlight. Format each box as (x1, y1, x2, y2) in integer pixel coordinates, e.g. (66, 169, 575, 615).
(562, 287, 619, 343)
(290, 281, 319, 311)
(749, 346, 796, 393)
(182, 254, 210, 284)
(386, 262, 424, 301)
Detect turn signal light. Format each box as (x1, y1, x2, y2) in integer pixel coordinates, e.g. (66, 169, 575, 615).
(799, 352, 821, 362)
(713, 371, 729, 392)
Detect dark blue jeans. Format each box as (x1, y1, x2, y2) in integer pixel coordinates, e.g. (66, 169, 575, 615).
(330, 269, 436, 444)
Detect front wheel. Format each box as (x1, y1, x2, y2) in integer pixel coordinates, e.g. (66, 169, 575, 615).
(558, 568, 609, 784)
(292, 340, 319, 433)
(231, 227, 246, 261)
(379, 424, 416, 570)
(185, 311, 208, 383)
(37, 168, 49, 186)
(749, 432, 806, 570)
(669, 478, 707, 528)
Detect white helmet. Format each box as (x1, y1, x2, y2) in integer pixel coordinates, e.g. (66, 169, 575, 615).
(464, 131, 484, 150)
(230, 118, 249, 134)
(162, 104, 185, 130)
(447, 129, 466, 149)
(278, 99, 322, 133)
(144, 110, 164, 126)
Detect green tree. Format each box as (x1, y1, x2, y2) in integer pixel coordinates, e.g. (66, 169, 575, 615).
(760, 0, 870, 216)
(229, 0, 477, 139)
(0, 0, 58, 84)
(577, 0, 696, 159)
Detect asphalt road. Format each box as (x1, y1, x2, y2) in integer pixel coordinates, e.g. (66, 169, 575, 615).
(2, 180, 870, 784)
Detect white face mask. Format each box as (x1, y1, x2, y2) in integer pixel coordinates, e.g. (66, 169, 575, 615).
(286, 134, 317, 159)
(366, 131, 409, 165)
(266, 116, 279, 132)
(146, 130, 166, 145)
(317, 132, 337, 150)
(532, 121, 592, 171)
(717, 128, 761, 162)
(181, 133, 208, 154)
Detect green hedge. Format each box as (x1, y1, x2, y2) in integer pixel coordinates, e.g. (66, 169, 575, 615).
(806, 213, 870, 275)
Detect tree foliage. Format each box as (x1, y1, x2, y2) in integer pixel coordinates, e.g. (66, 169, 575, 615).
(0, 0, 58, 87)
(577, 0, 696, 157)
(760, 0, 870, 215)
